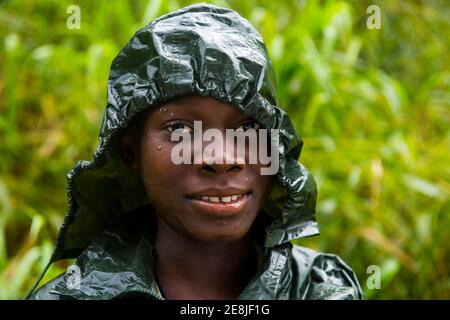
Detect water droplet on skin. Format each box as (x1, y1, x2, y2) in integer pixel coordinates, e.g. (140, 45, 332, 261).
(170, 112, 174, 117)
(245, 177, 249, 181)
(157, 146, 162, 151)
(159, 105, 167, 112)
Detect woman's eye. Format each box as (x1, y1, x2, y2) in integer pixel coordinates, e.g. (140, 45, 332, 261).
(166, 123, 193, 134)
(236, 121, 261, 131)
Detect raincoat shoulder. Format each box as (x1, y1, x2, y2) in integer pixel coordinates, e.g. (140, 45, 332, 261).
(289, 245, 364, 300)
(27, 274, 65, 300)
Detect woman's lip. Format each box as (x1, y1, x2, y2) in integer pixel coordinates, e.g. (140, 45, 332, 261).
(187, 188, 251, 199)
(186, 193, 250, 216)
(190, 192, 248, 203)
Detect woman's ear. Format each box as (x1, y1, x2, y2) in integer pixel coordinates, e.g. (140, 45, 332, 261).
(119, 127, 139, 169)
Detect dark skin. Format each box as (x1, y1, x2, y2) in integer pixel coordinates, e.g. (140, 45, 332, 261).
(120, 95, 274, 299)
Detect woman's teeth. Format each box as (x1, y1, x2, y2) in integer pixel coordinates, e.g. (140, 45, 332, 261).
(199, 194, 245, 203)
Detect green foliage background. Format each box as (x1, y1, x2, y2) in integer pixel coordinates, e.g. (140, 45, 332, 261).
(0, 0, 449, 299)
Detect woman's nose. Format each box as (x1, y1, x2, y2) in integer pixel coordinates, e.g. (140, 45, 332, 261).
(198, 159, 243, 174)
(193, 139, 245, 174)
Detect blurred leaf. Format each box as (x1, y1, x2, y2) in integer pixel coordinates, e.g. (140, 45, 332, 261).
(403, 175, 444, 199)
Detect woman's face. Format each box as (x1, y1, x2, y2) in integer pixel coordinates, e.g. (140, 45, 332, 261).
(121, 95, 274, 242)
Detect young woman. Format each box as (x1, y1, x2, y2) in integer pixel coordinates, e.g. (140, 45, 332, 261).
(27, 3, 363, 300)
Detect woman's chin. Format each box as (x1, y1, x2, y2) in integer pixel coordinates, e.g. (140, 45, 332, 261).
(186, 226, 251, 243)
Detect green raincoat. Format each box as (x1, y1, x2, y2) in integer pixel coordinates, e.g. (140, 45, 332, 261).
(26, 3, 363, 300)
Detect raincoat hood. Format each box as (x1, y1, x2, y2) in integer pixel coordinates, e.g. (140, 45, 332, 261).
(27, 3, 363, 300)
(53, 2, 319, 262)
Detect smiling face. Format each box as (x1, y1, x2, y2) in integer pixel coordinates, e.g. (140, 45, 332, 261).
(120, 95, 274, 243)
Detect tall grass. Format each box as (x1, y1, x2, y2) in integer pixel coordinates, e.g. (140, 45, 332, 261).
(0, 0, 448, 299)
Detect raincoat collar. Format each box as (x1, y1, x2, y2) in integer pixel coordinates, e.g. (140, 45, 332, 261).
(47, 224, 292, 300)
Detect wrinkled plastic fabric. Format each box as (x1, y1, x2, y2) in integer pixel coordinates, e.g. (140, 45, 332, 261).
(26, 3, 363, 300)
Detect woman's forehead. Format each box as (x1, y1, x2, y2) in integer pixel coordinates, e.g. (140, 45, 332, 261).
(145, 95, 249, 123)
